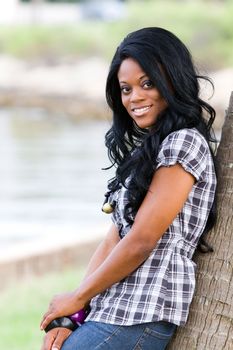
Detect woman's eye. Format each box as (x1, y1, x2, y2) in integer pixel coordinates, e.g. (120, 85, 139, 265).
(120, 86, 131, 94)
(143, 80, 153, 89)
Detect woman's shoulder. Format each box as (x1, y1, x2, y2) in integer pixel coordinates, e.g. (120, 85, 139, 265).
(160, 127, 210, 155)
(164, 127, 207, 145)
(156, 128, 213, 182)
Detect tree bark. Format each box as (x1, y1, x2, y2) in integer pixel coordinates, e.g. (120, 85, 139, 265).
(167, 92, 233, 350)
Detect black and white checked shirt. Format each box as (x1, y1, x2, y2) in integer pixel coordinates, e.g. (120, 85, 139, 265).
(87, 128, 217, 326)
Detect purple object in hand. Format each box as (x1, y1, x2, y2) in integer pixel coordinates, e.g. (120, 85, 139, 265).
(70, 309, 87, 326)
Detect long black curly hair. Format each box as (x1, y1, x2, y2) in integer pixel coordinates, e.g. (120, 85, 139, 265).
(104, 27, 218, 252)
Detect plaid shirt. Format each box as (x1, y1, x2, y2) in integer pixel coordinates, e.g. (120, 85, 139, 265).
(87, 128, 217, 326)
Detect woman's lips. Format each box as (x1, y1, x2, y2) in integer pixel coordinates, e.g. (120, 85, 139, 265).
(131, 105, 152, 116)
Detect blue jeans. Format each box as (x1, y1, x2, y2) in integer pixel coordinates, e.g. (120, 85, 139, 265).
(61, 320, 177, 350)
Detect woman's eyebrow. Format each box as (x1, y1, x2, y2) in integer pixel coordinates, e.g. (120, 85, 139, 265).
(139, 74, 148, 80)
(119, 74, 148, 84)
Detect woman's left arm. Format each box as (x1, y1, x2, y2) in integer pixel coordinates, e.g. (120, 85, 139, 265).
(41, 163, 194, 330)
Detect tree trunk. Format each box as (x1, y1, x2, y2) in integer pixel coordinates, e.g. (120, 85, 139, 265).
(167, 92, 233, 350)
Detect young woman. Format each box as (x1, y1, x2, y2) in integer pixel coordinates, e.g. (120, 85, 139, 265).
(40, 27, 217, 350)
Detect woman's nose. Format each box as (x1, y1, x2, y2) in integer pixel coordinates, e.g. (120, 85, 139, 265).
(129, 87, 144, 102)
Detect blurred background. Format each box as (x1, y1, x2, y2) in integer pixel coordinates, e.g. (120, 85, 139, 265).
(0, 1, 232, 349)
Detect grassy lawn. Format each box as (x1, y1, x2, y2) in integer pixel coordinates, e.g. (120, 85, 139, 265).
(0, 0, 232, 68)
(0, 266, 86, 350)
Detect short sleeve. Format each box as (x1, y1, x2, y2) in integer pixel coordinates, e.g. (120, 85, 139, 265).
(156, 128, 208, 182)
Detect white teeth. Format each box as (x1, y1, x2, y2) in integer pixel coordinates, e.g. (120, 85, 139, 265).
(132, 106, 151, 115)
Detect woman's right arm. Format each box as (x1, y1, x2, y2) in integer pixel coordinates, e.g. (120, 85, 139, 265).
(83, 223, 120, 281)
(41, 224, 120, 350)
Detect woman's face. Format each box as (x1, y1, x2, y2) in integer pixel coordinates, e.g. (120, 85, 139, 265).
(117, 58, 167, 129)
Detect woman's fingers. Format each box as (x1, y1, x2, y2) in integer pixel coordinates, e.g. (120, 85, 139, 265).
(40, 302, 60, 330)
(51, 328, 72, 350)
(40, 291, 85, 330)
(41, 328, 72, 350)
(40, 295, 66, 330)
(40, 311, 50, 327)
(41, 328, 57, 350)
(40, 311, 57, 331)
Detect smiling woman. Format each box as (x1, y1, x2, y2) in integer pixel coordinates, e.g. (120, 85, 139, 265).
(118, 58, 167, 129)
(40, 27, 218, 350)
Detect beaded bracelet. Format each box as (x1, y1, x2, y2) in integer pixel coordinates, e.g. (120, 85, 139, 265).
(44, 317, 78, 333)
(44, 308, 89, 333)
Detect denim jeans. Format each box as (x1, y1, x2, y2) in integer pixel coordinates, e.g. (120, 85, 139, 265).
(61, 320, 177, 350)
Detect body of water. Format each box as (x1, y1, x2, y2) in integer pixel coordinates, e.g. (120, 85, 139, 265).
(0, 108, 113, 253)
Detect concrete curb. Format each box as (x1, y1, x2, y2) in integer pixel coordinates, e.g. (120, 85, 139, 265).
(0, 232, 105, 291)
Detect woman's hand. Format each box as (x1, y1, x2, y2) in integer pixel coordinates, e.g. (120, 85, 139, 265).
(40, 291, 85, 331)
(41, 328, 72, 350)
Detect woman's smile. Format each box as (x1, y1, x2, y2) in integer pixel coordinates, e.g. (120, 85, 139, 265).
(131, 105, 153, 117)
(117, 58, 167, 129)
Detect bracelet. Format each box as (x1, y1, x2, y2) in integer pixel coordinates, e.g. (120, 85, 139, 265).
(44, 317, 78, 333)
(70, 307, 90, 325)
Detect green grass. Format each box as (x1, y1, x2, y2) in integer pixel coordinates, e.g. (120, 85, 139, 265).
(0, 0, 233, 68)
(0, 266, 86, 350)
